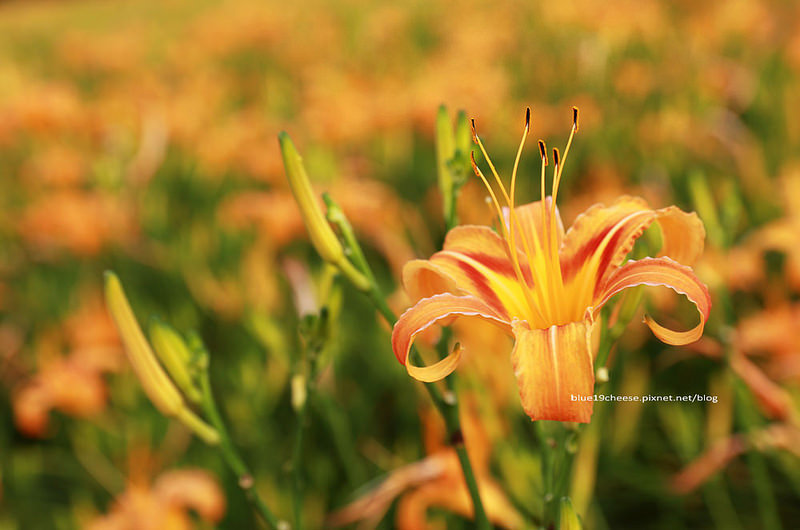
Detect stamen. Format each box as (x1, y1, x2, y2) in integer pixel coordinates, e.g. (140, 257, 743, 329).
(538, 139, 548, 228)
(549, 109, 580, 322)
(510, 108, 531, 211)
(539, 139, 552, 309)
(538, 140, 548, 166)
(470, 152, 505, 228)
(553, 107, 579, 204)
(471, 151, 546, 323)
(471, 120, 549, 323)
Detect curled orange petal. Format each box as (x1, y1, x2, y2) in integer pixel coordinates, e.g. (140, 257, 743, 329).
(560, 196, 652, 284)
(392, 294, 511, 383)
(595, 257, 711, 346)
(402, 259, 459, 303)
(655, 206, 705, 265)
(560, 197, 705, 291)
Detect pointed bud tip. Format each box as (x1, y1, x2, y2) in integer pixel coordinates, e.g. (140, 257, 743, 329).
(278, 131, 298, 155)
(560, 496, 583, 530)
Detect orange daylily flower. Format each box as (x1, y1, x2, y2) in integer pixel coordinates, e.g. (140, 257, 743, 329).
(328, 399, 523, 529)
(13, 291, 124, 437)
(88, 468, 226, 530)
(686, 337, 797, 423)
(393, 109, 711, 423)
(672, 423, 800, 494)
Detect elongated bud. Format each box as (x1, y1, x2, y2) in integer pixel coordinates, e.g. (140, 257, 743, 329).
(280, 132, 370, 291)
(436, 105, 456, 220)
(105, 272, 184, 417)
(559, 497, 584, 530)
(279, 132, 346, 265)
(454, 110, 472, 158)
(436, 105, 456, 189)
(104, 272, 219, 445)
(149, 318, 203, 404)
(321, 194, 372, 291)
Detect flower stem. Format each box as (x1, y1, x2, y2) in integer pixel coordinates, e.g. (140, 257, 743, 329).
(324, 194, 490, 530)
(291, 393, 309, 530)
(291, 327, 323, 530)
(199, 371, 285, 529)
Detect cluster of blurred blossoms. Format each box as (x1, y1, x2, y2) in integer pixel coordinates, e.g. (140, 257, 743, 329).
(3, 0, 800, 528)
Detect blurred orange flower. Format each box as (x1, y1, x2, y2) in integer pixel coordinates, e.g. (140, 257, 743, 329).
(13, 292, 123, 437)
(88, 469, 226, 530)
(328, 400, 523, 529)
(18, 190, 137, 257)
(736, 303, 800, 383)
(747, 165, 800, 290)
(673, 423, 800, 494)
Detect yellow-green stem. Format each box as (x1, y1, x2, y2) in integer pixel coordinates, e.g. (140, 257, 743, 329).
(199, 371, 285, 529)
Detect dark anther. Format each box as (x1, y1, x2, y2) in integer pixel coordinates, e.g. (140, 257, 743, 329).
(538, 140, 548, 165)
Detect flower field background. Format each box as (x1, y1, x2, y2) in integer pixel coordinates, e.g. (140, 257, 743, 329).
(1, 0, 800, 528)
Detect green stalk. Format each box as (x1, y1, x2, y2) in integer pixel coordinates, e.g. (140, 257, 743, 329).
(291, 392, 309, 530)
(324, 194, 491, 530)
(291, 337, 322, 530)
(536, 421, 557, 526)
(313, 393, 365, 486)
(199, 371, 285, 529)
